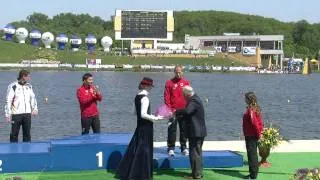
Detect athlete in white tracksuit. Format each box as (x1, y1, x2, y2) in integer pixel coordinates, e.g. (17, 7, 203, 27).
(5, 70, 38, 142)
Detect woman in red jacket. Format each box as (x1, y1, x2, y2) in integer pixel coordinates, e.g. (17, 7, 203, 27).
(242, 92, 264, 180)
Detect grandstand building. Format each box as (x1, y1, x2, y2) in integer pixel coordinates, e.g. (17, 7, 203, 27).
(185, 34, 284, 68)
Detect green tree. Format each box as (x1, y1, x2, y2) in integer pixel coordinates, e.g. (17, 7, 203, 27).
(6, 11, 320, 57)
(292, 20, 309, 44)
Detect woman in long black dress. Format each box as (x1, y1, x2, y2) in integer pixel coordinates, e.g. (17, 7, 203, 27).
(116, 77, 163, 180)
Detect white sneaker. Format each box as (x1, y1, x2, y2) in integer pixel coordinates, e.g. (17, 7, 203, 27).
(182, 149, 189, 156)
(168, 150, 175, 157)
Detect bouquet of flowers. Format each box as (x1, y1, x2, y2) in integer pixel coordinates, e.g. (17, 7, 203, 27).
(257, 126, 284, 167)
(155, 104, 174, 119)
(258, 127, 283, 149)
(293, 168, 320, 180)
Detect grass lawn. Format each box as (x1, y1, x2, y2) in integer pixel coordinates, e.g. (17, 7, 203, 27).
(0, 40, 243, 66)
(1, 152, 319, 180)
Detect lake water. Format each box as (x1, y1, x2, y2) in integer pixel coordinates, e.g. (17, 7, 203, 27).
(0, 71, 319, 142)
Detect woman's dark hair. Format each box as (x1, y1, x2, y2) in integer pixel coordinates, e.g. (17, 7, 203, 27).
(245, 91, 261, 114)
(17, 69, 30, 80)
(82, 73, 92, 81)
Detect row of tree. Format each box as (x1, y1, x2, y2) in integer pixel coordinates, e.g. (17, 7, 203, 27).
(2, 11, 320, 58)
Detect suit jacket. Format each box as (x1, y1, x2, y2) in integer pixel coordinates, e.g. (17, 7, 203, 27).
(175, 94, 207, 138)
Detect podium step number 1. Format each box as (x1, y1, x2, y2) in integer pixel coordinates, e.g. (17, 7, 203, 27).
(96, 151, 103, 168)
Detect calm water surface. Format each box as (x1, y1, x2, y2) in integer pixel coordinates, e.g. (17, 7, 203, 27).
(0, 71, 319, 142)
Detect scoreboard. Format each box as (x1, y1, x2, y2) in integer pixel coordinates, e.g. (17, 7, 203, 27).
(114, 10, 174, 41)
(121, 11, 167, 38)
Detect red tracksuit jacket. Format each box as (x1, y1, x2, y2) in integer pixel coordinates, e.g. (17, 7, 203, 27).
(77, 85, 102, 119)
(164, 77, 190, 111)
(242, 108, 264, 138)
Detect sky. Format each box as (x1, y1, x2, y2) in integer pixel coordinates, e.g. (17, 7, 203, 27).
(1, 0, 319, 27)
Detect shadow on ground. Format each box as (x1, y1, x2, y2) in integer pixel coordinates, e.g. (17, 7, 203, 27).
(155, 169, 190, 178)
(212, 169, 247, 179)
(212, 168, 292, 179)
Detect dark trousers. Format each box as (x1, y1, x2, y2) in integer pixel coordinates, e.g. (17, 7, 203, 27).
(10, 113, 31, 143)
(189, 137, 204, 179)
(245, 136, 259, 179)
(81, 115, 100, 135)
(167, 117, 187, 152)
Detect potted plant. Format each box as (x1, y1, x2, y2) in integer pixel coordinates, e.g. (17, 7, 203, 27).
(258, 126, 283, 167)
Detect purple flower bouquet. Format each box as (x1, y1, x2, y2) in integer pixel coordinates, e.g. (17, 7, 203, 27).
(155, 104, 173, 119)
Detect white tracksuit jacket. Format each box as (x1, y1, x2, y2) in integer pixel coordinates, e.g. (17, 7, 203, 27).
(5, 81, 38, 117)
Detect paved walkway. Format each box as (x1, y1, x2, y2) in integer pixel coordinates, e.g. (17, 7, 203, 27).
(154, 140, 320, 152)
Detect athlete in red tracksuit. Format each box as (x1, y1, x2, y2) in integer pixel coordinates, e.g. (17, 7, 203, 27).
(164, 65, 190, 156)
(77, 73, 102, 135)
(242, 92, 264, 180)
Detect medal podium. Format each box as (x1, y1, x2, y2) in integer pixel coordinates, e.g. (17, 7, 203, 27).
(0, 134, 243, 173)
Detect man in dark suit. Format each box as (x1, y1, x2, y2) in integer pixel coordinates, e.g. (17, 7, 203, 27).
(175, 86, 207, 179)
